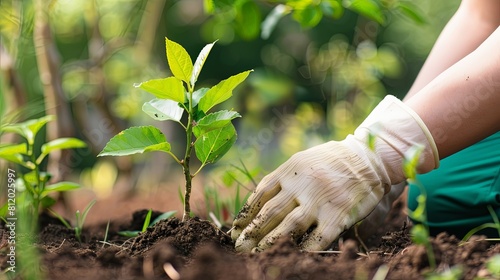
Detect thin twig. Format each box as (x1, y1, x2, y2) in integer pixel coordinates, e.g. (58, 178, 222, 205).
(47, 239, 66, 253)
(209, 212, 222, 229)
(226, 226, 235, 235)
(306, 250, 368, 257)
(354, 223, 370, 258)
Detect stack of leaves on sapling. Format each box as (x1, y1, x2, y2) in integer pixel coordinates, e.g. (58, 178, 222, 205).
(99, 37, 252, 221)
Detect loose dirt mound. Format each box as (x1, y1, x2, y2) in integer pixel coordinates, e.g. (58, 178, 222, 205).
(1, 210, 500, 280)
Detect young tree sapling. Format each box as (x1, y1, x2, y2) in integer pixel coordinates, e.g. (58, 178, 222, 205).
(99, 38, 252, 221)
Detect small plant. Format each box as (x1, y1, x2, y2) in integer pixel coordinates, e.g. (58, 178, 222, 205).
(99, 37, 252, 221)
(118, 210, 177, 237)
(204, 161, 255, 227)
(408, 193, 436, 270)
(461, 205, 500, 244)
(0, 115, 87, 230)
(50, 199, 96, 243)
(404, 145, 437, 270)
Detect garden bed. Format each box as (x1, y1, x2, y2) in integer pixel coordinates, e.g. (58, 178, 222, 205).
(2, 201, 500, 280)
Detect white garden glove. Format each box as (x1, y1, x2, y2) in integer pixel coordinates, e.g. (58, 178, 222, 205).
(231, 95, 439, 252)
(344, 181, 407, 242)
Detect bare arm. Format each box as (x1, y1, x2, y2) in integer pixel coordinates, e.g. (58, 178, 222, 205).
(406, 25, 500, 158)
(405, 0, 500, 99)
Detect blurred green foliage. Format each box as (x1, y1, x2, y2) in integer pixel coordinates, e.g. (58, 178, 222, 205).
(0, 0, 459, 201)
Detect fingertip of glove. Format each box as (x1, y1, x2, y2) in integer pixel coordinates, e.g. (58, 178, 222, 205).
(234, 237, 257, 253)
(299, 241, 323, 252)
(230, 226, 242, 241)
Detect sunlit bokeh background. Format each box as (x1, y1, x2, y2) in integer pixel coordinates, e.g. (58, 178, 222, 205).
(0, 0, 459, 224)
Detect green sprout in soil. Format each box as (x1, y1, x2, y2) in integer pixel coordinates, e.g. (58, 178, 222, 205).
(461, 205, 500, 244)
(98, 37, 252, 221)
(204, 160, 255, 228)
(118, 210, 177, 237)
(403, 145, 437, 271)
(50, 199, 96, 243)
(0, 115, 87, 231)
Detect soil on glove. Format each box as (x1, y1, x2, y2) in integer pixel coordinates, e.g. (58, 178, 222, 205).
(1, 201, 500, 280)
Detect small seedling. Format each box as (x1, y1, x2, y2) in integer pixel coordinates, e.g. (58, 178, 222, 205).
(102, 220, 111, 249)
(50, 199, 96, 243)
(0, 115, 87, 230)
(461, 205, 500, 244)
(99, 37, 252, 221)
(118, 210, 177, 237)
(204, 161, 255, 227)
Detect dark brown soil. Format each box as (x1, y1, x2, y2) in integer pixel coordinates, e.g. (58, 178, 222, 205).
(1, 204, 500, 280)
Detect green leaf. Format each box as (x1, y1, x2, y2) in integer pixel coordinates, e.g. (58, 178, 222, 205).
(204, 0, 215, 13)
(39, 138, 87, 164)
(190, 41, 216, 88)
(142, 209, 153, 232)
(403, 145, 423, 180)
(410, 194, 426, 222)
(165, 37, 193, 85)
(235, 1, 261, 40)
(0, 203, 8, 220)
(410, 224, 429, 245)
(195, 124, 237, 165)
(206, 0, 235, 12)
(118, 230, 140, 237)
(0, 143, 28, 166)
(0, 125, 25, 139)
(193, 110, 241, 137)
(142, 98, 184, 122)
(462, 223, 499, 243)
(199, 70, 252, 113)
(150, 210, 177, 226)
(321, 0, 344, 19)
(367, 132, 376, 151)
(42, 182, 81, 197)
(261, 4, 290, 39)
(344, 0, 385, 24)
(1, 115, 55, 145)
(134, 77, 185, 103)
(79, 200, 96, 225)
(192, 88, 209, 108)
(292, 4, 323, 28)
(41, 196, 57, 208)
(48, 208, 72, 229)
(22, 170, 40, 187)
(42, 138, 86, 154)
(98, 126, 171, 157)
(396, 2, 427, 25)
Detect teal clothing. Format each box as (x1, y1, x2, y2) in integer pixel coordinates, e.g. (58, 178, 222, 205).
(408, 131, 500, 238)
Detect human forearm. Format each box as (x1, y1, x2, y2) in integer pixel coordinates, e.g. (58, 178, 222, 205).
(405, 26, 500, 158)
(405, 0, 500, 99)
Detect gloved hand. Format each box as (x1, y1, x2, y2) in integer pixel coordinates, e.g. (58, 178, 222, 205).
(231, 95, 439, 252)
(344, 181, 407, 243)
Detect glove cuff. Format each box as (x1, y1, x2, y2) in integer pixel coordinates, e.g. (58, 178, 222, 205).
(353, 95, 439, 184)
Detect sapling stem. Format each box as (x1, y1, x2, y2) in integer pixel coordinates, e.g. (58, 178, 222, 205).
(30, 145, 42, 231)
(181, 89, 195, 221)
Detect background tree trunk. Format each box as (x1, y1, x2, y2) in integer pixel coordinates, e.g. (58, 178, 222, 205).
(33, 0, 74, 182)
